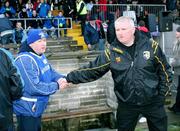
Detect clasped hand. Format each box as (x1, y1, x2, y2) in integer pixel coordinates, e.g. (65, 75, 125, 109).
(57, 78, 69, 89)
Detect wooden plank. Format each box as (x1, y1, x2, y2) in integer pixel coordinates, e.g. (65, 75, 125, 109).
(42, 106, 113, 122)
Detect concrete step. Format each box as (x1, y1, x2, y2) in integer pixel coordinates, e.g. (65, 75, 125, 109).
(46, 50, 101, 60)
(47, 40, 78, 46)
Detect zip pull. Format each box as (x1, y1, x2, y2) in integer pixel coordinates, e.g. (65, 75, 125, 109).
(131, 61, 134, 67)
(32, 103, 36, 112)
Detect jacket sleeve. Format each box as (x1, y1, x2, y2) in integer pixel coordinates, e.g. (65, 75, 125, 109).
(66, 50, 111, 84)
(152, 41, 173, 96)
(99, 23, 105, 39)
(49, 64, 65, 81)
(15, 56, 59, 96)
(1, 49, 23, 100)
(84, 25, 91, 45)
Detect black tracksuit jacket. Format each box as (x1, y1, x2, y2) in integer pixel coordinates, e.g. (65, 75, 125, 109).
(0, 49, 23, 130)
(66, 31, 172, 106)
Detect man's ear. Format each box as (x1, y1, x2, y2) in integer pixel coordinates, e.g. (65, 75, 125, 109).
(132, 27, 136, 34)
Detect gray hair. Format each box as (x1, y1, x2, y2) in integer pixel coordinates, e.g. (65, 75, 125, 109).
(115, 16, 135, 28)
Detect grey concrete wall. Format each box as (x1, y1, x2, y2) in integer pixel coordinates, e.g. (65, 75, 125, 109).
(45, 57, 114, 113)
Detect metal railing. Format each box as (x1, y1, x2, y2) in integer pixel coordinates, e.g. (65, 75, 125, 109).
(89, 4, 166, 21)
(9, 17, 72, 38)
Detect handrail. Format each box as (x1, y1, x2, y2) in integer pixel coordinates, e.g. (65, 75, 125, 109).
(89, 4, 166, 21)
(9, 17, 72, 38)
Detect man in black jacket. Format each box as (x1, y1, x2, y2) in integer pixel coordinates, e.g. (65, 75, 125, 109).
(63, 16, 172, 131)
(0, 48, 23, 130)
(0, 14, 14, 45)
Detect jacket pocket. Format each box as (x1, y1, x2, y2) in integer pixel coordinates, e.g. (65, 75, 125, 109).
(33, 97, 49, 117)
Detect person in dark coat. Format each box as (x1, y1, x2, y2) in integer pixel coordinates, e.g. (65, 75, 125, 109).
(107, 14, 116, 44)
(0, 48, 23, 130)
(84, 15, 105, 50)
(61, 16, 172, 131)
(0, 14, 14, 45)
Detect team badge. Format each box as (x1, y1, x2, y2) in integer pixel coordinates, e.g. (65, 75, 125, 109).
(43, 59, 48, 64)
(39, 32, 46, 38)
(143, 51, 150, 60)
(115, 57, 121, 63)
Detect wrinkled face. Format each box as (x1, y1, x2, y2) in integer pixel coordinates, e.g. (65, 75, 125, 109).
(30, 38, 47, 55)
(115, 20, 135, 45)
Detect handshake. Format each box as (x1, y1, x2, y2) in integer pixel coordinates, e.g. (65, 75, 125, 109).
(57, 78, 70, 89)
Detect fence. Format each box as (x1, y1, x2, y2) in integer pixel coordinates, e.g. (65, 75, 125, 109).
(89, 4, 166, 23)
(9, 17, 72, 38)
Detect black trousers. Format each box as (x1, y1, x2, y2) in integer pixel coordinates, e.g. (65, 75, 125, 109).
(116, 102, 167, 131)
(17, 115, 41, 131)
(78, 14, 87, 36)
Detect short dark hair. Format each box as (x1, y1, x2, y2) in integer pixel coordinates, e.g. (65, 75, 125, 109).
(176, 27, 180, 32)
(138, 20, 145, 26)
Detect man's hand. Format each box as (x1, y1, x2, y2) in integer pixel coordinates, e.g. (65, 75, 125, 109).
(87, 44, 91, 50)
(57, 78, 69, 89)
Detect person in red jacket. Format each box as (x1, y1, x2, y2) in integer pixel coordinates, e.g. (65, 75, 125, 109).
(137, 20, 151, 38)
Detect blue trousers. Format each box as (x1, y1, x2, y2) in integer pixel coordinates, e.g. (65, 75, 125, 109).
(16, 116, 41, 131)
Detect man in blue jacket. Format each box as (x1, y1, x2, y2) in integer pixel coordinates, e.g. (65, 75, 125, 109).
(13, 29, 68, 131)
(84, 15, 105, 51)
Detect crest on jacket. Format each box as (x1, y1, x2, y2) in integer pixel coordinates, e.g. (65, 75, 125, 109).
(115, 57, 121, 63)
(143, 51, 150, 60)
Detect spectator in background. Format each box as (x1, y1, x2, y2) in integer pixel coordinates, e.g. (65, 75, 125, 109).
(18, 6, 28, 18)
(0, 14, 14, 45)
(26, 1, 33, 18)
(96, 18, 106, 50)
(61, 0, 74, 28)
(37, 0, 50, 18)
(168, 27, 180, 114)
(165, 0, 177, 11)
(86, 0, 94, 20)
(13, 29, 68, 131)
(54, 10, 67, 37)
(0, 48, 23, 131)
(98, 0, 107, 22)
(14, 21, 24, 44)
(43, 10, 56, 38)
(33, 0, 40, 10)
(137, 20, 151, 38)
(28, 10, 43, 29)
(14, 21, 27, 44)
(84, 15, 105, 51)
(107, 13, 115, 44)
(0, 1, 16, 17)
(76, 0, 87, 36)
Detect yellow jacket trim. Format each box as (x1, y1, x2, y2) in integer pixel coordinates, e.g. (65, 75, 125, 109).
(112, 47, 123, 54)
(77, 62, 110, 71)
(155, 56, 170, 96)
(105, 49, 110, 61)
(152, 40, 158, 54)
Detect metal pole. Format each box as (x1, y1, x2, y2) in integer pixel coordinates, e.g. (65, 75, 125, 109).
(162, 32, 165, 53)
